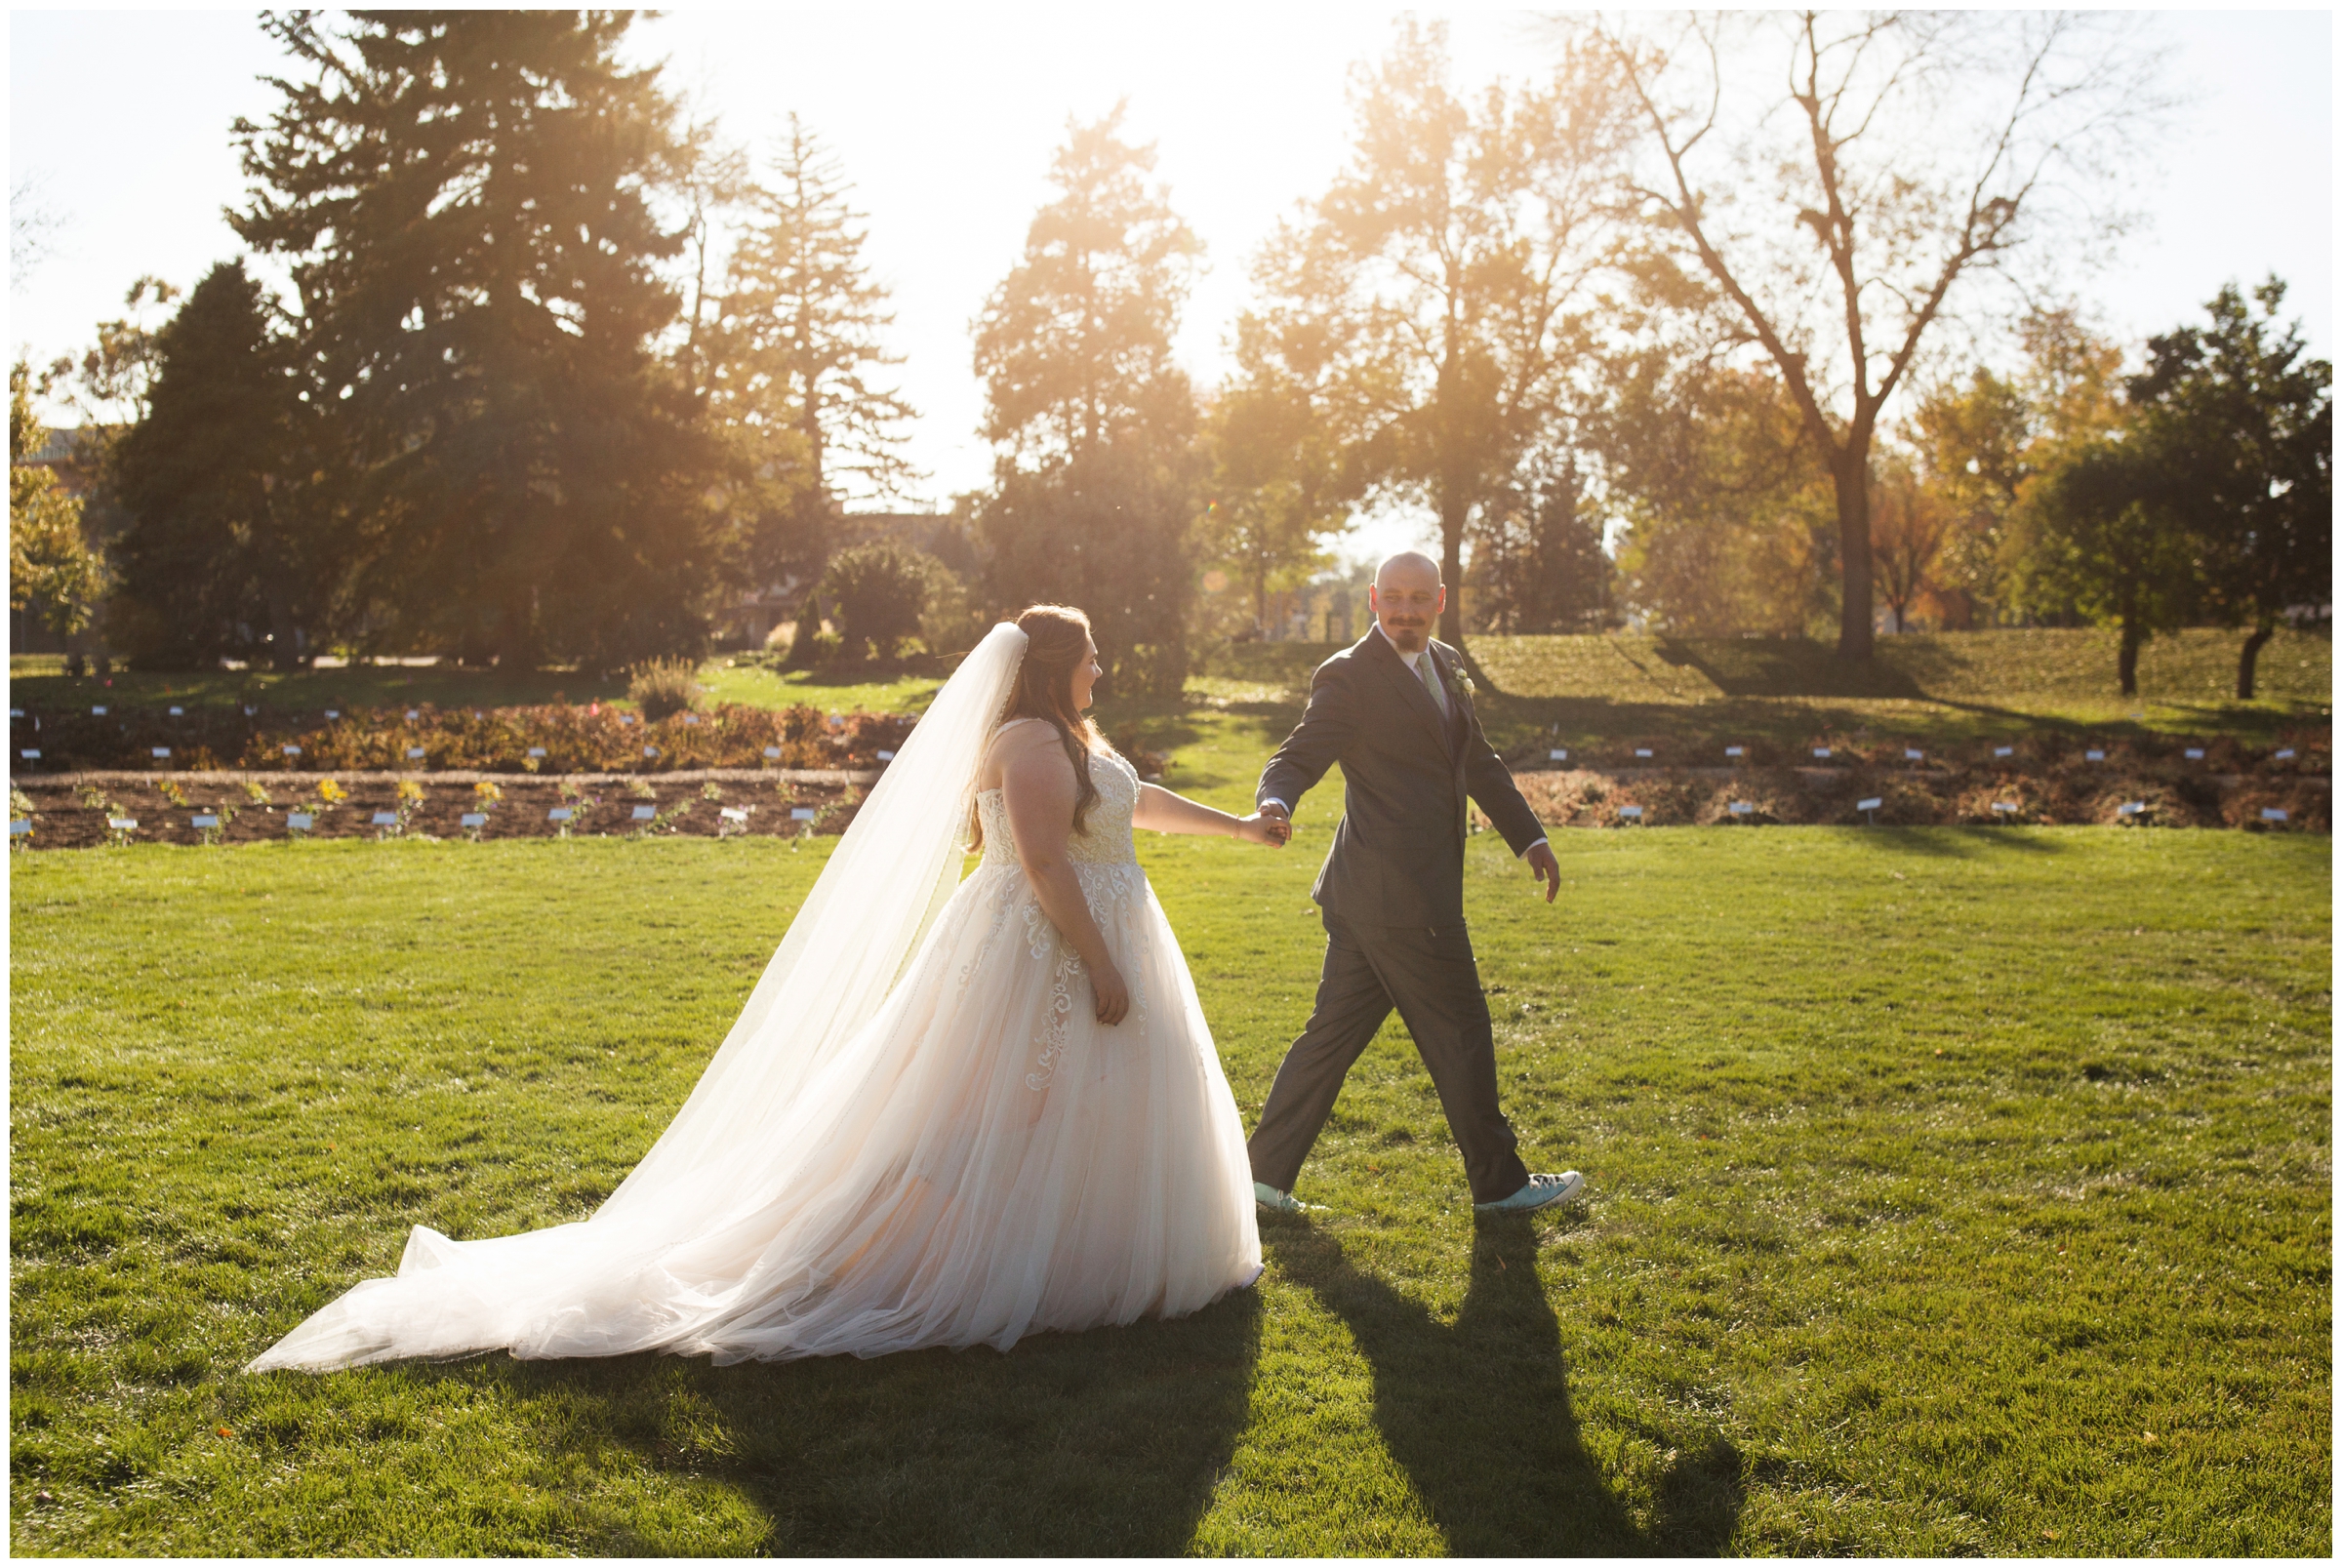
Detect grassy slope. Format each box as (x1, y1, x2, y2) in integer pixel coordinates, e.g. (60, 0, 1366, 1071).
(10, 817, 2329, 1554)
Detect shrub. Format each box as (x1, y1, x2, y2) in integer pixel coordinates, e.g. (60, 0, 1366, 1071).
(822, 541, 940, 661)
(626, 659, 704, 723)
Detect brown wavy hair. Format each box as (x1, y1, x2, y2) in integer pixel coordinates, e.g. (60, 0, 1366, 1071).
(974, 604, 1107, 850)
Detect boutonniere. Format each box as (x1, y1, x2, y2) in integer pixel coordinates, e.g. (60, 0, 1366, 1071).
(1459, 673, 1477, 702)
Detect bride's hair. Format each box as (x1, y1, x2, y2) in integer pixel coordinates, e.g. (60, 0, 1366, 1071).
(986, 604, 1107, 841)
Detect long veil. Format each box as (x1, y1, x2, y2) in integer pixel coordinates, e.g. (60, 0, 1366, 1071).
(597, 619, 1029, 1216)
(245, 622, 1030, 1372)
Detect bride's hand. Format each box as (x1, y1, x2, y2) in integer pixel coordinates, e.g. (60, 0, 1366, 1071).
(1091, 961, 1132, 1025)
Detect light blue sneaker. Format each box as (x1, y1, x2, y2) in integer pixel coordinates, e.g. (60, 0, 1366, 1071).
(1474, 1171, 1585, 1214)
(1254, 1181, 1317, 1214)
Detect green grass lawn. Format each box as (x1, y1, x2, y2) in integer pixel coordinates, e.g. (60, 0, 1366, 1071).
(11, 813, 2328, 1553)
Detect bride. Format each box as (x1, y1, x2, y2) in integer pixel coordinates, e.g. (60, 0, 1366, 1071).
(249, 605, 1283, 1371)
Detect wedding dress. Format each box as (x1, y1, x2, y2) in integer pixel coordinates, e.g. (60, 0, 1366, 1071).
(247, 624, 1262, 1371)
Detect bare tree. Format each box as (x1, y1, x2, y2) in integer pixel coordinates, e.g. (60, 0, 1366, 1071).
(1578, 10, 2163, 660)
(10, 173, 62, 291)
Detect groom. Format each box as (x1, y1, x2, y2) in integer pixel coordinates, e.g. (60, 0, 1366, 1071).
(1250, 550, 1584, 1216)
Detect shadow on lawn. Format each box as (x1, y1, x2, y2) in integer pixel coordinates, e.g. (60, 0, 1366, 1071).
(1268, 1214, 1744, 1554)
(428, 1285, 1263, 1555)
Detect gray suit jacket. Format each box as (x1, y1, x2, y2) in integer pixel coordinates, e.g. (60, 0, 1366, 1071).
(1258, 628, 1546, 930)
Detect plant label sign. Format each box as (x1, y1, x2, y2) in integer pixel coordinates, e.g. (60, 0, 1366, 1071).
(1992, 802, 2018, 815)
(243, 705, 257, 716)
(108, 817, 137, 830)
(287, 813, 313, 830)
(683, 715, 700, 726)
(1727, 802, 1753, 817)
(643, 746, 660, 758)
(460, 813, 488, 828)
(2184, 747, 2205, 760)
(151, 747, 170, 759)
(92, 705, 107, 715)
(2117, 802, 2145, 818)
(325, 710, 339, 719)
(1812, 747, 1831, 759)
(9, 708, 20, 717)
(1634, 747, 1653, 758)
(9, 820, 27, 837)
(1549, 748, 1568, 761)
(876, 749, 896, 762)
(1617, 805, 1643, 820)
(548, 807, 574, 823)
(2085, 749, 2105, 761)
(720, 807, 747, 823)
(631, 805, 657, 821)
(527, 747, 546, 758)
(371, 811, 397, 825)
(1724, 745, 1744, 757)
(790, 806, 817, 822)
(2276, 747, 2296, 760)
(1905, 749, 1922, 761)
(283, 744, 302, 756)
(763, 746, 783, 759)
(1857, 797, 1883, 812)
(2262, 808, 2290, 823)
(169, 706, 183, 716)
(406, 709, 420, 721)
(20, 749, 38, 760)
(406, 747, 425, 759)
(192, 814, 221, 828)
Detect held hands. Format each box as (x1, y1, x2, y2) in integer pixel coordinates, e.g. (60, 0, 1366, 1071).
(1247, 801, 1293, 849)
(1091, 960, 1132, 1025)
(1525, 841, 1560, 905)
(1235, 807, 1291, 849)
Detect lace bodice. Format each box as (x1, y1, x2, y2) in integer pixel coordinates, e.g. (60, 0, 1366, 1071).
(977, 732, 1140, 868)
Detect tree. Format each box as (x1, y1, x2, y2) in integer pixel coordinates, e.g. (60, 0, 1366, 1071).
(971, 104, 1201, 695)
(2125, 278, 2331, 699)
(8, 360, 105, 637)
(1585, 10, 2160, 661)
(1867, 453, 1953, 633)
(106, 261, 326, 669)
(1267, 21, 1630, 663)
(1466, 452, 1611, 633)
(231, 10, 724, 671)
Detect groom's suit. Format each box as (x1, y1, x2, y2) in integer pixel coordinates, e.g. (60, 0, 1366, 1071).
(1250, 625, 1549, 1204)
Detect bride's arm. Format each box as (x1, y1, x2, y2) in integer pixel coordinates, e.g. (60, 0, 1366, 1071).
(1132, 781, 1286, 846)
(1000, 730, 1132, 1025)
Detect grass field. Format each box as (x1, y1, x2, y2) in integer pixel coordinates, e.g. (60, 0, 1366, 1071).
(10, 803, 2329, 1552)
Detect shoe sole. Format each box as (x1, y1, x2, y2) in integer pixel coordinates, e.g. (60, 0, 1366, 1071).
(1474, 1175, 1585, 1214)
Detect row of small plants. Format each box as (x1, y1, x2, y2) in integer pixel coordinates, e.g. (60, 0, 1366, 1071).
(8, 775, 863, 850)
(1505, 729, 2327, 775)
(1503, 764, 2327, 831)
(4, 701, 915, 775)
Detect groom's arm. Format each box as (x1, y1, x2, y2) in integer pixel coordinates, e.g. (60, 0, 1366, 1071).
(1461, 705, 1548, 859)
(1258, 659, 1358, 817)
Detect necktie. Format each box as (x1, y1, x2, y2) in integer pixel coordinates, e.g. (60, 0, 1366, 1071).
(1415, 650, 1447, 719)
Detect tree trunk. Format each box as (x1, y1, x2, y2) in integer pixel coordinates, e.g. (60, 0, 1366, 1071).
(2117, 614, 2142, 697)
(1833, 454, 1875, 661)
(496, 585, 538, 671)
(1437, 493, 1468, 650)
(2237, 621, 2276, 701)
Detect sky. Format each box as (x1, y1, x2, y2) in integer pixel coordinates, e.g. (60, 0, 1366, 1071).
(9, 7, 2333, 565)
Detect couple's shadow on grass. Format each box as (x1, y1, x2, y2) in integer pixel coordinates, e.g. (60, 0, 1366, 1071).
(410, 1218, 1737, 1553)
(1268, 1212, 1745, 1554)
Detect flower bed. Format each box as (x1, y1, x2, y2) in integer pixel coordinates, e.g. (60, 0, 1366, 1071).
(4, 701, 915, 776)
(8, 772, 868, 850)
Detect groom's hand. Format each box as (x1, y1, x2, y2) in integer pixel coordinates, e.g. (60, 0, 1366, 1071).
(1525, 841, 1560, 904)
(1256, 801, 1291, 848)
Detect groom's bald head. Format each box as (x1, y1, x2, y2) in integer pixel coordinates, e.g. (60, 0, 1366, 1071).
(1370, 551, 1444, 654)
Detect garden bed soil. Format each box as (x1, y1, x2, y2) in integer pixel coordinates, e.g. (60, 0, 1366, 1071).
(10, 771, 871, 851)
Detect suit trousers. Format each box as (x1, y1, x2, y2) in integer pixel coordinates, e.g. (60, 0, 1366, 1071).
(1247, 911, 1530, 1205)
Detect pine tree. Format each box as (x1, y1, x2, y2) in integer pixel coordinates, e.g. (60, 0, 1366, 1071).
(107, 261, 322, 668)
(972, 104, 1201, 695)
(230, 10, 723, 670)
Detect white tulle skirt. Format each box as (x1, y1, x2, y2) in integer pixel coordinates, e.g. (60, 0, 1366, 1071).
(248, 856, 1263, 1370)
